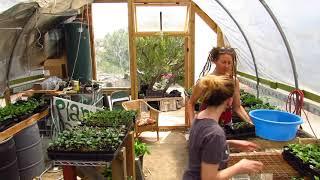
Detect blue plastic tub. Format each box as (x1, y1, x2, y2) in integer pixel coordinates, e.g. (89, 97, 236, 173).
(249, 109, 303, 141)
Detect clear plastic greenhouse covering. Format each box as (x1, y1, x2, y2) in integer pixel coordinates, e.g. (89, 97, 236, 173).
(0, 0, 92, 95)
(193, 0, 320, 95)
(136, 6, 187, 32)
(194, 14, 217, 81)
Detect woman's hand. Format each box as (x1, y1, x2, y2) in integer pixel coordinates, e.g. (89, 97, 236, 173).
(227, 140, 259, 152)
(235, 159, 264, 174)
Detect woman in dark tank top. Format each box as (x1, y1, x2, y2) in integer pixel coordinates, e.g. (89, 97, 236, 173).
(183, 75, 263, 180)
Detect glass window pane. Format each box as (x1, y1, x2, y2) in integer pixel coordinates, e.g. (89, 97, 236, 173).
(92, 3, 130, 88)
(136, 6, 187, 32)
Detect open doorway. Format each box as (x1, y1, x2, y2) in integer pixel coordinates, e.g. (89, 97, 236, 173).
(135, 5, 189, 128)
(92, 3, 191, 128)
(136, 36, 185, 127)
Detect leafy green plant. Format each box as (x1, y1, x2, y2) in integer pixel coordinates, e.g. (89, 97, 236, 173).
(290, 176, 304, 180)
(240, 90, 256, 102)
(0, 97, 47, 123)
(48, 126, 126, 152)
(240, 90, 279, 111)
(134, 140, 150, 157)
(136, 36, 185, 91)
(102, 166, 112, 179)
(287, 143, 320, 169)
(184, 88, 193, 97)
(101, 166, 133, 180)
(232, 122, 254, 130)
(246, 102, 279, 112)
(82, 110, 137, 128)
(242, 96, 263, 107)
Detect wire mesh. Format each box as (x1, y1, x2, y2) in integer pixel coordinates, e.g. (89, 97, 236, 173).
(228, 152, 300, 179)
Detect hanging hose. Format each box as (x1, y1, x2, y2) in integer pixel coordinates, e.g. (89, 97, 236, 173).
(286, 89, 304, 116)
(286, 89, 317, 139)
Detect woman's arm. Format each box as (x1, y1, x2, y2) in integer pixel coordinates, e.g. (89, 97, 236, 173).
(227, 140, 259, 152)
(232, 79, 252, 123)
(201, 159, 263, 180)
(187, 83, 204, 125)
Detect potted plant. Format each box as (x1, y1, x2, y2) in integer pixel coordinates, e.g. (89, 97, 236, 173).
(134, 140, 150, 169)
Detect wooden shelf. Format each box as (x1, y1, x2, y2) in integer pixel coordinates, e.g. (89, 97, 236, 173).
(22, 89, 64, 97)
(0, 109, 49, 141)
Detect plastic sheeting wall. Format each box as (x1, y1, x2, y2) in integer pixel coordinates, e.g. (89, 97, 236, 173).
(0, 3, 37, 94)
(267, 0, 320, 93)
(0, 0, 92, 95)
(194, 14, 217, 82)
(194, 0, 320, 94)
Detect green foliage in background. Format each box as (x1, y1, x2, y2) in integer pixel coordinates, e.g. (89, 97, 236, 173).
(95, 29, 129, 75)
(136, 36, 185, 91)
(95, 29, 185, 90)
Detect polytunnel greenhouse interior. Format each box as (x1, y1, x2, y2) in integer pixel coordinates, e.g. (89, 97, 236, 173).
(0, 0, 320, 179)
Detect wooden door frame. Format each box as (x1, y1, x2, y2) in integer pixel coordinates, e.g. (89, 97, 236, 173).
(88, 0, 224, 129)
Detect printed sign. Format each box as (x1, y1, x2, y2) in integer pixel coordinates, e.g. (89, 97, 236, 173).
(53, 97, 103, 130)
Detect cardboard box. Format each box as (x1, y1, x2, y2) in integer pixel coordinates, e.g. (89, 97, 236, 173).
(44, 59, 67, 78)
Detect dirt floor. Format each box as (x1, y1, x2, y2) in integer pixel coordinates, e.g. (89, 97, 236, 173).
(139, 130, 189, 180)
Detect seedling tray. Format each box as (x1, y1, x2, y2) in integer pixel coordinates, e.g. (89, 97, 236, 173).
(282, 147, 320, 178)
(0, 108, 48, 132)
(48, 128, 130, 162)
(47, 150, 118, 162)
(224, 123, 256, 140)
(0, 119, 17, 132)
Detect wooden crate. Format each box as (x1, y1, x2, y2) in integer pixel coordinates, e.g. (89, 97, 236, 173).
(44, 59, 67, 78)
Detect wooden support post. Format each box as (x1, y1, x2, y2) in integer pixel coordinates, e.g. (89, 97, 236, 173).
(217, 26, 225, 47)
(184, 37, 189, 89)
(112, 147, 127, 180)
(128, 0, 138, 100)
(62, 166, 77, 180)
(4, 88, 11, 105)
(185, 96, 190, 127)
(192, 2, 218, 33)
(187, 4, 195, 88)
(86, 4, 97, 80)
(124, 131, 136, 179)
(134, 0, 191, 3)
